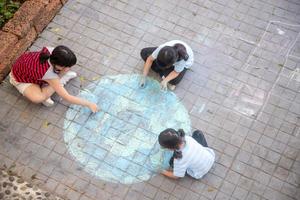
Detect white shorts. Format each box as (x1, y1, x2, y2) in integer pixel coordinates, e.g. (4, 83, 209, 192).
(9, 72, 33, 95)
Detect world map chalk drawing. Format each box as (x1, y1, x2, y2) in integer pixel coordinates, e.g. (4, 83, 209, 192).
(63, 74, 191, 184)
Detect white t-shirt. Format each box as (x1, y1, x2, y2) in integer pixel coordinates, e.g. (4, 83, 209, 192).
(151, 40, 194, 73)
(173, 136, 215, 179)
(42, 47, 59, 80)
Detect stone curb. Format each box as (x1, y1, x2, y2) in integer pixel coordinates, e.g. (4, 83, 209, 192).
(0, 0, 67, 82)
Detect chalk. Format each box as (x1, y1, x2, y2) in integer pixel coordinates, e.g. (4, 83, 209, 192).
(81, 88, 91, 93)
(237, 37, 256, 45)
(116, 140, 125, 145)
(276, 28, 285, 35)
(198, 104, 206, 113)
(256, 21, 300, 119)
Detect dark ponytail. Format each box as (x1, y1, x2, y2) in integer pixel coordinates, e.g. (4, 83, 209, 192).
(39, 48, 51, 63)
(174, 43, 189, 61)
(50, 45, 76, 67)
(177, 129, 185, 137)
(158, 128, 186, 159)
(39, 46, 77, 67)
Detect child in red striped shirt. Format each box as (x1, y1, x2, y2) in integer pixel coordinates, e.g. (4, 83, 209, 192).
(10, 45, 98, 112)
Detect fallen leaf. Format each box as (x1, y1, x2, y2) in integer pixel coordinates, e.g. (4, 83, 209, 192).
(80, 76, 85, 82)
(31, 174, 37, 180)
(53, 28, 60, 33)
(43, 121, 51, 128)
(92, 76, 100, 81)
(207, 187, 215, 192)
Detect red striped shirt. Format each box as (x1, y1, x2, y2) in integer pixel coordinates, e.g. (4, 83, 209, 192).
(12, 47, 51, 86)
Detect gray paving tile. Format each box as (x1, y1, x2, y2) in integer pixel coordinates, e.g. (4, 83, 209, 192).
(1, 0, 300, 199)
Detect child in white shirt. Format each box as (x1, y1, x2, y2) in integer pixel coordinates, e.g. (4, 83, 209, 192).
(140, 40, 194, 90)
(158, 129, 215, 179)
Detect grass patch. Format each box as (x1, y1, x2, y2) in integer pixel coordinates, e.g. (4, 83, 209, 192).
(0, 0, 26, 28)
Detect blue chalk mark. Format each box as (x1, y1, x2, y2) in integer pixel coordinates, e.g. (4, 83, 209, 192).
(116, 157, 131, 171)
(63, 74, 191, 184)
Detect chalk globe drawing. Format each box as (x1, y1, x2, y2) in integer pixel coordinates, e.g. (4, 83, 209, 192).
(63, 74, 191, 184)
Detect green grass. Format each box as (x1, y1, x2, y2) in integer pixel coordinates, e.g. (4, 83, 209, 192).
(0, 0, 25, 28)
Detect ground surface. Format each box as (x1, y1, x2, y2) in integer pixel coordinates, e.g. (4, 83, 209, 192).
(0, 166, 64, 200)
(0, 0, 299, 200)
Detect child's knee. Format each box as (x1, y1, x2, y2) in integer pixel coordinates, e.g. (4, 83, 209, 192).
(192, 130, 203, 136)
(140, 48, 149, 61)
(169, 79, 180, 85)
(29, 94, 47, 104)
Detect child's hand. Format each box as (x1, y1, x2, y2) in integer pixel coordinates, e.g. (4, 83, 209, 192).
(139, 76, 146, 88)
(159, 169, 167, 175)
(87, 102, 99, 113)
(160, 80, 168, 91)
(160, 169, 179, 179)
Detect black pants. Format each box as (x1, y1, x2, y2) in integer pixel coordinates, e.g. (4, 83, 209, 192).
(169, 130, 208, 167)
(140, 47, 187, 85)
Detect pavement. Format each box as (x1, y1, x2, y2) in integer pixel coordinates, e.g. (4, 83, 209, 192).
(0, 0, 299, 199)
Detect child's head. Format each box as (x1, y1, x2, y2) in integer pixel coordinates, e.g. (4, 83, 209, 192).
(159, 128, 186, 159)
(159, 128, 186, 149)
(156, 46, 178, 69)
(40, 46, 77, 73)
(156, 44, 189, 69)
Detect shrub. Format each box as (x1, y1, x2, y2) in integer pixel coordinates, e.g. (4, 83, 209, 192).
(0, 0, 25, 28)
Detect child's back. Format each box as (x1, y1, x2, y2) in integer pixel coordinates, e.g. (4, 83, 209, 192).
(173, 136, 215, 179)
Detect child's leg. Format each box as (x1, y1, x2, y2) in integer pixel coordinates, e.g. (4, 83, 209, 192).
(169, 68, 187, 85)
(140, 47, 157, 61)
(9, 73, 32, 95)
(23, 84, 56, 104)
(9, 72, 55, 105)
(161, 67, 174, 78)
(192, 130, 208, 147)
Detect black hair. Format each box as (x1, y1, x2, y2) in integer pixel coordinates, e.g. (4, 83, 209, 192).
(174, 43, 189, 61)
(39, 48, 51, 63)
(157, 46, 178, 67)
(39, 45, 77, 67)
(158, 128, 186, 159)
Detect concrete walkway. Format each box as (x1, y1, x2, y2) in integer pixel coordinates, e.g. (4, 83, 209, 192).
(0, 0, 299, 199)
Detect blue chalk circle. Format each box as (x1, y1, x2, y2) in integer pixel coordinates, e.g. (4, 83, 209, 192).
(63, 74, 191, 184)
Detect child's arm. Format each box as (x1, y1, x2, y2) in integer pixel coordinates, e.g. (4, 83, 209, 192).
(143, 56, 154, 76)
(46, 79, 98, 112)
(161, 71, 179, 90)
(140, 56, 154, 88)
(162, 70, 179, 82)
(161, 170, 179, 179)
